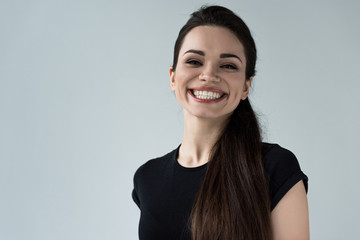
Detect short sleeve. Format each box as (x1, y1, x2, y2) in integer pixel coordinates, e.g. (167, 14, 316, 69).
(132, 189, 140, 208)
(132, 168, 141, 208)
(263, 144, 308, 211)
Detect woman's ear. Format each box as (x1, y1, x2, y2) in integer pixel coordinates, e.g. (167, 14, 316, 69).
(169, 66, 176, 92)
(241, 76, 253, 100)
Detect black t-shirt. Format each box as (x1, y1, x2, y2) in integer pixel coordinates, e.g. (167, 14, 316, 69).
(132, 143, 308, 240)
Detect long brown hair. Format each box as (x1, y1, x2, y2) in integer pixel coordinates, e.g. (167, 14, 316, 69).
(171, 6, 272, 240)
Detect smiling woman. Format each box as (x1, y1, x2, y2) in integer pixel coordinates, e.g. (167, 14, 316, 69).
(170, 25, 249, 121)
(132, 5, 309, 240)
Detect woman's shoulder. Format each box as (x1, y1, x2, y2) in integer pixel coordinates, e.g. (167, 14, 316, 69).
(261, 142, 308, 210)
(262, 143, 299, 169)
(134, 147, 178, 180)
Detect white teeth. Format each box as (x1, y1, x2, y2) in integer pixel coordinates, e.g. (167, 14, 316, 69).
(193, 90, 222, 99)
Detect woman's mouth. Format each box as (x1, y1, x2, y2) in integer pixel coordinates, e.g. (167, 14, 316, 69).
(192, 90, 222, 99)
(189, 89, 226, 102)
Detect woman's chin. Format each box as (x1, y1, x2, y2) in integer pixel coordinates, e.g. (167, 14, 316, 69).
(185, 110, 232, 121)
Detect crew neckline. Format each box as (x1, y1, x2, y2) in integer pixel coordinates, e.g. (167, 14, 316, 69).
(173, 145, 208, 172)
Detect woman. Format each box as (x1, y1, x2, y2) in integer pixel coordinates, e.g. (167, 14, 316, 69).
(132, 5, 309, 240)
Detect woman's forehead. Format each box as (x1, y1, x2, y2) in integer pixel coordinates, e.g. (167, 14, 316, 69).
(179, 26, 245, 57)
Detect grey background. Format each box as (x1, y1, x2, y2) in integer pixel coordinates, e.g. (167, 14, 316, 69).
(1, 0, 359, 239)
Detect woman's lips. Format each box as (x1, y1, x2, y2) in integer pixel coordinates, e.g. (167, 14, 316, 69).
(188, 88, 227, 103)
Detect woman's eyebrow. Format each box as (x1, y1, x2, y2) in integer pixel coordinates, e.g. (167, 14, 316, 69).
(220, 53, 242, 63)
(183, 49, 205, 56)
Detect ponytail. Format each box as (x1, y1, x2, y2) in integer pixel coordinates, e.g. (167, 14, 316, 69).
(190, 99, 272, 240)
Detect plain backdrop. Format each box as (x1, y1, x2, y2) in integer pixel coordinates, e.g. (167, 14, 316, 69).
(1, 0, 359, 239)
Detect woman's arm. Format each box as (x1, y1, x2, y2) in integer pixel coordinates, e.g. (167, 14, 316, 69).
(271, 180, 310, 240)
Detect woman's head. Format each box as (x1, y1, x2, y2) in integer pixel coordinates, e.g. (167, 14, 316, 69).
(172, 5, 257, 80)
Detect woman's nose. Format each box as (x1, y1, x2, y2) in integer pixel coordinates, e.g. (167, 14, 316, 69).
(199, 64, 220, 82)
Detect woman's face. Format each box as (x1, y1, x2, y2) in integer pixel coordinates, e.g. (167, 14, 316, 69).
(170, 26, 251, 121)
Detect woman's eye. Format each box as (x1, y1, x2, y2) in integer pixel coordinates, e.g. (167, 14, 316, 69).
(186, 59, 202, 66)
(221, 64, 237, 70)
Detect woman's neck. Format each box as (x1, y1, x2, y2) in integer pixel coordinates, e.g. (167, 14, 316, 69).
(178, 112, 228, 168)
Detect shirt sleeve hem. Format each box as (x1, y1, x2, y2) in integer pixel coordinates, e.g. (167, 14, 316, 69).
(270, 171, 308, 211)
